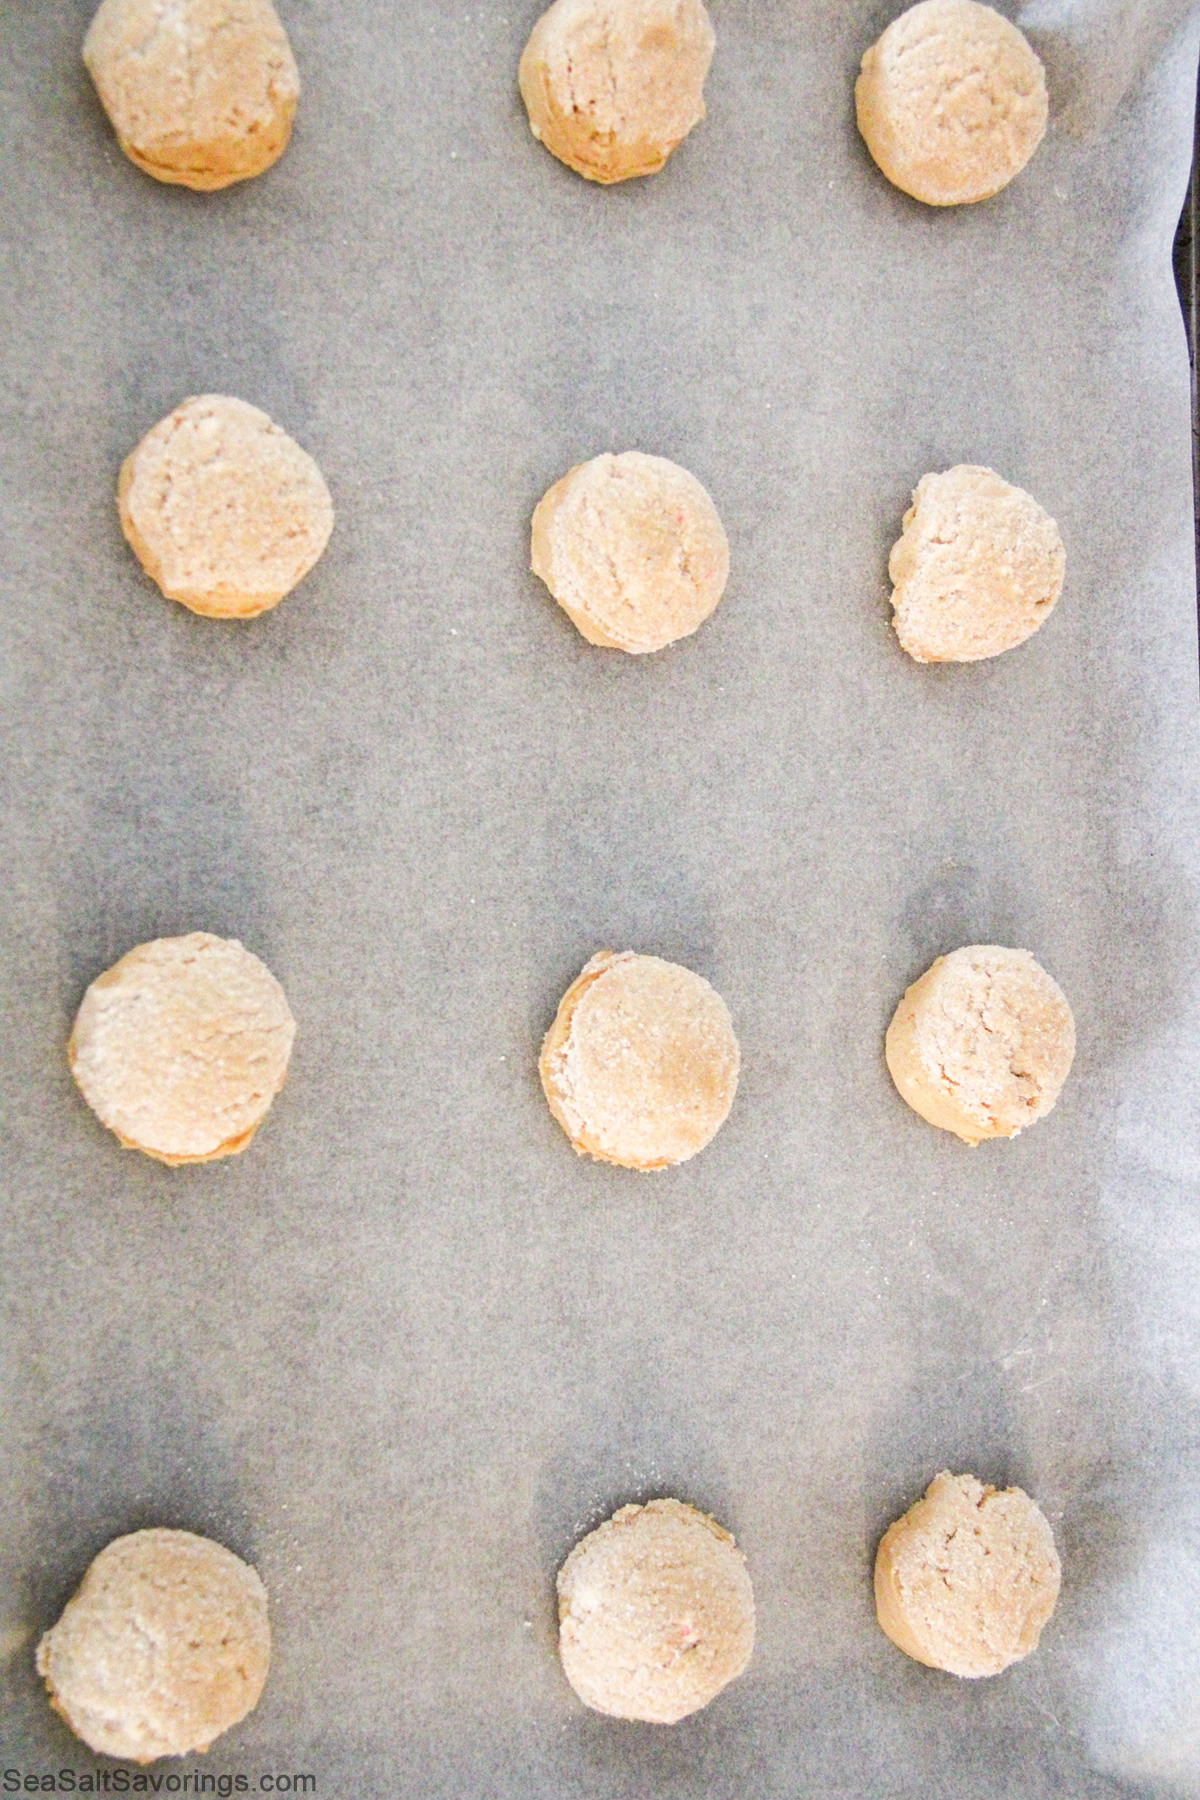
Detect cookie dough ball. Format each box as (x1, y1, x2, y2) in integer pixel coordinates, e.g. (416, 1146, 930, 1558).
(519, 0, 715, 184)
(69, 932, 296, 1165)
(875, 1472, 1060, 1677)
(888, 466, 1065, 663)
(37, 1529, 270, 1762)
(540, 951, 739, 1169)
(856, 1, 1048, 206)
(119, 396, 333, 620)
(558, 1499, 754, 1721)
(83, 0, 300, 191)
(886, 945, 1074, 1146)
(531, 452, 729, 653)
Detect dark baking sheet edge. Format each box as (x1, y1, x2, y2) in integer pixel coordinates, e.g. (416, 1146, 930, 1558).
(1173, 55, 1200, 643)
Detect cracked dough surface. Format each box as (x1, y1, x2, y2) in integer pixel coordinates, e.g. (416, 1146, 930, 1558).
(888, 465, 1065, 663)
(519, 0, 715, 184)
(855, 0, 1048, 207)
(874, 1472, 1060, 1677)
(885, 945, 1075, 1145)
(540, 950, 739, 1169)
(119, 395, 333, 619)
(84, 0, 300, 191)
(531, 452, 729, 653)
(37, 1529, 270, 1762)
(558, 1499, 755, 1722)
(69, 932, 296, 1164)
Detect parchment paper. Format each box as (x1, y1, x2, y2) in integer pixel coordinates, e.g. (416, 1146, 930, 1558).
(3, 3, 1200, 1794)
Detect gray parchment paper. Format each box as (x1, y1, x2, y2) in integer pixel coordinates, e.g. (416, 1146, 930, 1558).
(3, 2, 1200, 1794)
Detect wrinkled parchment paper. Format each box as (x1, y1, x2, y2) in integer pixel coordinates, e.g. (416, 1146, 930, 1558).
(3, 2, 1200, 1794)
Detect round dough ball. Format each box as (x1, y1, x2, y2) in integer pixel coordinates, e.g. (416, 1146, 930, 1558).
(855, 1, 1048, 206)
(119, 395, 333, 620)
(531, 452, 729, 653)
(887, 466, 1065, 663)
(83, 0, 300, 191)
(36, 1529, 270, 1762)
(558, 1499, 755, 1722)
(874, 1472, 1060, 1677)
(69, 932, 296, 1165)
(540, 950, 739, 1169)
(519, 0, 715, 184)
(885, 945, 1074, 1146)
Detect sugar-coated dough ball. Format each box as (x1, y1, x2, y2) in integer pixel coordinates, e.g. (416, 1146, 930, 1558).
(69, 932, 296, 1165)
(119, 396, 334, 619)
(887, 466, 1065, 663)
(558, 1499, 755, 1721)
(540, 951, 739, 1169)
(83, 0, 299, 191)
(875, 1472, 1060, 1676)
(519, 0, 714, 184)
(886, 945, 1074, 1146)
(37, 1530, 270, 1761)
(531, 452, 729, 653)
(856, 1, 1048, 206)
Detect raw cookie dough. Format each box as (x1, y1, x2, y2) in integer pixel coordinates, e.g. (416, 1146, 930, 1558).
(519, 0, 715, 184)
(37, 1529, 270, 1762)
(69, 932, 296, 1165)
(558, 1499, 755, 1721)
(855, 0, 1048, 206)
(531, 452, 729, 653)
(885, 945, 1074, 1145)
(888, 466, 1065, 663)
(119, 395, 333, 619)
(84, 0, 300, 191)
(874, 1472, 1061, 1676)
(540, 950, 739, 1169)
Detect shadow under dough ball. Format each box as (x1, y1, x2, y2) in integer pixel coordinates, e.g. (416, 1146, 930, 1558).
(540, 951, 740, 1169)
(519, 0, 715, 183)
(120, 396, 334, 619)
(885, 945, 1075, 1145)
(558, 1499, 755, 1722)
(855, 0, 1048, 206)
(875, 1473, 1060, 1676)
(37, 1530, 270, 1762)
(531, 452, 729, 653)
(69, 933, 296, 1165)
(888, 465, 1065, 663)
(83, 0, 300, 190)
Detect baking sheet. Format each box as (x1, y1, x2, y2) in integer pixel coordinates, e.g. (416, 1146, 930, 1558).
(3, 1, 1200, 1794)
